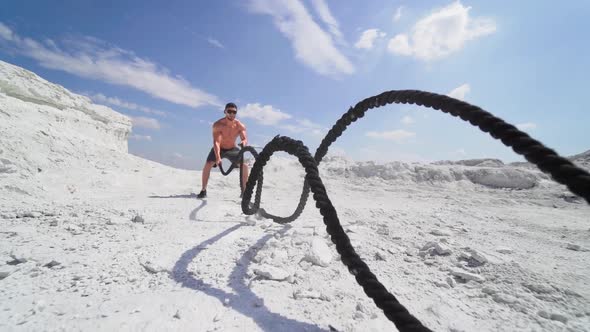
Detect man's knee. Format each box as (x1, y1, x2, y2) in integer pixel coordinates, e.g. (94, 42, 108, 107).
(203, 161, 215, 169)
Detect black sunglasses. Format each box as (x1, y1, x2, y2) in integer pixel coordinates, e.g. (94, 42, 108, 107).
(226, 110, 237, 114)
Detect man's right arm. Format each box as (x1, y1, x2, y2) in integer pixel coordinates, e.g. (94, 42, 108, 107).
(212, 124, 222, 165)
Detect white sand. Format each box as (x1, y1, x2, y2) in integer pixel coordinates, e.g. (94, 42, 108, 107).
(1, 60, 589, 331)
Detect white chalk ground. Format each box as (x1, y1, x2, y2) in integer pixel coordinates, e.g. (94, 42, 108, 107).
(1, 60, 589, 331)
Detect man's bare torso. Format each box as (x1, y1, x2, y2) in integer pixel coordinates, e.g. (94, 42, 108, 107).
(214, 118, 245, 149)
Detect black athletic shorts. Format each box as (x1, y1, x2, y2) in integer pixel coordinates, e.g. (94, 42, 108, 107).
(207, 147, 241, 166)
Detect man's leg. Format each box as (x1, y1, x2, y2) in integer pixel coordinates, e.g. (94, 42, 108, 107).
(199, 148, 217, 197)
(201, 161, 215, 192)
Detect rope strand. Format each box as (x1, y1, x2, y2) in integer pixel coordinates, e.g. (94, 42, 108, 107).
(219, 89, 590, 331)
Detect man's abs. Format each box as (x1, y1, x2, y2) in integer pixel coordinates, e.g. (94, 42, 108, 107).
(218, 129, 240, 149)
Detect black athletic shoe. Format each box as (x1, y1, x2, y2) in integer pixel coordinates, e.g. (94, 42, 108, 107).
(197, 190, 207, 198)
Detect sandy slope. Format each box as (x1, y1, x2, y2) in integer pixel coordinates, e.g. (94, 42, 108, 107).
(1, 60, 589, 331)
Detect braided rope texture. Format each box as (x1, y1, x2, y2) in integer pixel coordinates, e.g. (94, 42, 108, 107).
(248, 90, 590, 222)
(239, 90, 590, 331)
(242, 136, 433, 332)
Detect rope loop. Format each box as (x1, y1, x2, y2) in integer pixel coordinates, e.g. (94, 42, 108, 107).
(231, 89, 590, 330)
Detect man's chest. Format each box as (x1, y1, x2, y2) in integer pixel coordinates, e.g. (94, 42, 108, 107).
(219, 123, 239, 135)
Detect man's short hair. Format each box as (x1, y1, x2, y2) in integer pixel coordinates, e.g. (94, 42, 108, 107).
(225, 102, 237, 110)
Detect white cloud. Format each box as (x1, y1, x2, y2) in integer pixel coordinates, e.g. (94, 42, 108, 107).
(247, 0, 354, 76)
(393, 6, 404, 22)
(280, 124, 306, 133)
(0, 23, 13, 40)
(131, 116, 161, 130)
(90, 93, 167, 117)
(309, 0, 343, 40)
(402, 108, 429, 119)
(354, 29, 386, 50)
(240, 103, 292, 125)
(129, 134, 152, 141)
(296, 118, 322, 129)
(173, 152, 184, 158)
(447, 83, 470, 101)
(280, 118, 325, 136)
(388, 35, 413, 56)
(516, 122, 537, 131)
(387, 1, 496, 61)
(401, 115, 414, 125)
(238, 102, 324, 135)
(207, 37, 224, 49)
(0, 22, 221, 108)
(365, 130, 416, 142)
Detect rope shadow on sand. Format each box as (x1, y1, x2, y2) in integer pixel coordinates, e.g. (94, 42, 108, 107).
(188, 200, 249, 223)
(171, 224, 327, 332)
(189, 200, 207, 221)
(148, 193, 199, 199)
(149, 196, 241, 223)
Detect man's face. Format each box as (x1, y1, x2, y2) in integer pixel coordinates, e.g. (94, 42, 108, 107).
(225, 107, 237, 120)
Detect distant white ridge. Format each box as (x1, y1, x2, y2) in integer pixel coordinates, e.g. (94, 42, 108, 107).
(0, 60, 131, 178)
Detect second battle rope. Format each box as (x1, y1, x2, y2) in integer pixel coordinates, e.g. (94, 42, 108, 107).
(239, 89, 590, 331)
(218, 146, 260, 195)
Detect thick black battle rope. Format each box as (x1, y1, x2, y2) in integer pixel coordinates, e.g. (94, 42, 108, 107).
(217, 162, 237, 176)
(217, 146, 259, 176)
(238, 90, 590, 331)
(238, 146, 259, 192)
(247, 90, 590, 224)
(242, 136, 432, 331)
(217, 146, 260, 196)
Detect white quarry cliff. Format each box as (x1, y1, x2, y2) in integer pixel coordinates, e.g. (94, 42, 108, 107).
(0, 60, 131, 179)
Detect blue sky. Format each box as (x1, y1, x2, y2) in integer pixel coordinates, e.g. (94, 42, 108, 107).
(1, 1, 589, 169)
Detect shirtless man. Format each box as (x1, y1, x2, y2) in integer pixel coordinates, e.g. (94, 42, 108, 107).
(197, 102, 249, 198)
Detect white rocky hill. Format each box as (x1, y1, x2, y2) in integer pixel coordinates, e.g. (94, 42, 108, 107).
(569, 150, 590, 171)
(0, 60, 193, 202)
(1, 60, 589, 332)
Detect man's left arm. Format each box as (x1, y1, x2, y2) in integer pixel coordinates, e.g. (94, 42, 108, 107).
(239, 122, 248, 147)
